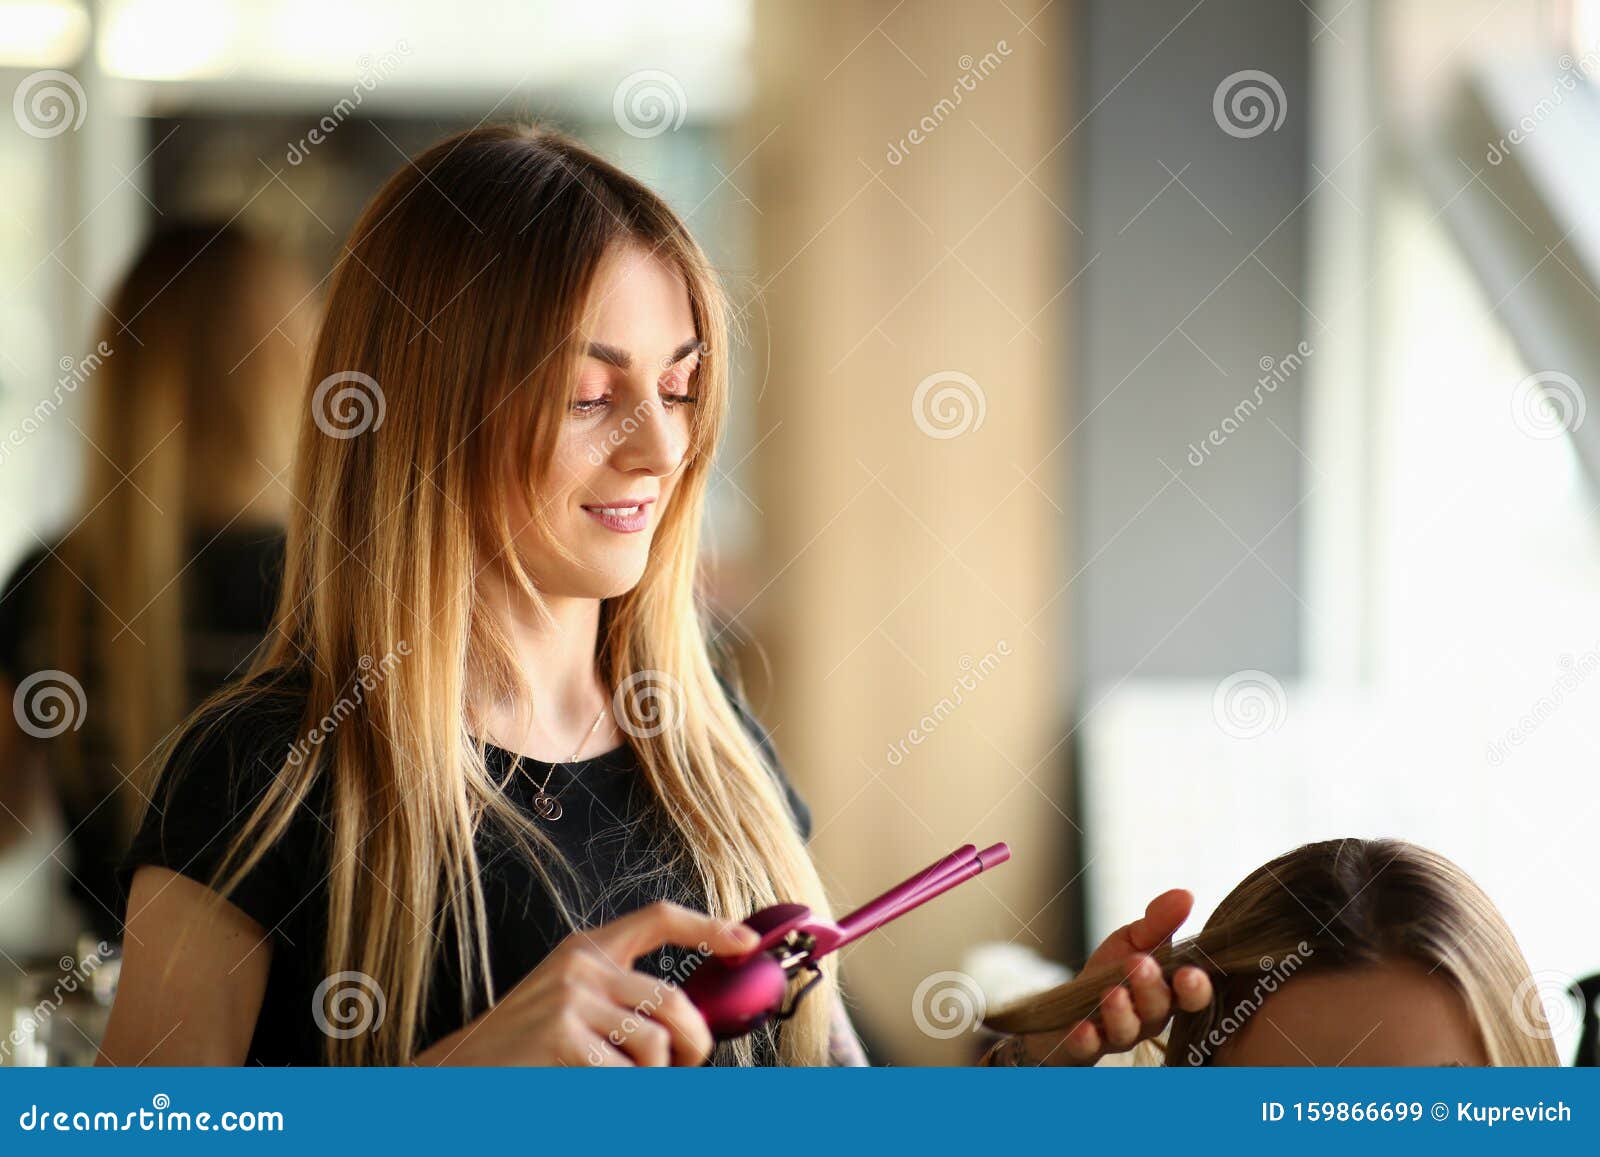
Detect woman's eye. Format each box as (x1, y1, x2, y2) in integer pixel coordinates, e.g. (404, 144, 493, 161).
(659, 364, 698, 407)
(568, 382, 697, 416)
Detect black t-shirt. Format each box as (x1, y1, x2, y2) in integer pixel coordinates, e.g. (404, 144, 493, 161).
(116, 671, 812, 1066)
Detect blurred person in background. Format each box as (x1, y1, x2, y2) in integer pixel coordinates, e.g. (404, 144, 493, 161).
(0, 222, 313, 953)
(983, 838, 1560, 1066)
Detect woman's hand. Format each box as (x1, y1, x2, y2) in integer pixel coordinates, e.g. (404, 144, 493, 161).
(993, 888, 1213, 1066)
(413, 900, 759, 1066)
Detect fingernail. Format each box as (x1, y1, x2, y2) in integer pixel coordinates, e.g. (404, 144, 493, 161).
(734, 925, 760, 946)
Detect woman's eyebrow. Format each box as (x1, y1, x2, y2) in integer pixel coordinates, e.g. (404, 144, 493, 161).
(583, 338, 702, 370)
(584, 341, 632, 369)
(665, 338, 703, 365)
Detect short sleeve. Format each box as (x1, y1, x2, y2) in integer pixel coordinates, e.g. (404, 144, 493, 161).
(118, 692, 325, 940)
(716, 671, 812, 843)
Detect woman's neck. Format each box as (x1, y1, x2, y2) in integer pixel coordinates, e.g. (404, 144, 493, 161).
(475, 566, 622, 761)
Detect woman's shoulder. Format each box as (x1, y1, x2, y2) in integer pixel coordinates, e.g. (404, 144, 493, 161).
(121, 667, 324, 934)
(161, 667, 312, 787)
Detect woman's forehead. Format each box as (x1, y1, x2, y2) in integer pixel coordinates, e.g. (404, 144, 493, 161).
(583, 244, 695, 339)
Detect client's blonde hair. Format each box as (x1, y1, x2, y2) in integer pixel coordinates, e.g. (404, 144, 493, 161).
(985, 838, 1559, 1065)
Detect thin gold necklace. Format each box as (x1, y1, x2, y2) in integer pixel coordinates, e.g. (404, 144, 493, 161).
(530, 706, 609, 821)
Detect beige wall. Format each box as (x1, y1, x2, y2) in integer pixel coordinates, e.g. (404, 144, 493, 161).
(744, 0, 1075, 1063)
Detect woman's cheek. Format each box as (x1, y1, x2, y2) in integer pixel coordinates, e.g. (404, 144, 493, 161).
(561, 420, 611, 469)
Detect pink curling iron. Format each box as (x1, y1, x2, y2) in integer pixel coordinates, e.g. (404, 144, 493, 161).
(682, 841, 1011, 1040)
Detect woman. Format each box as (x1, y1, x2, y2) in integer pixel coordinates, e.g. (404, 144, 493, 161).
(102, 124, 1208, 1067)
(983, 838, 1560, 1066)
(0, 223, 308, 946)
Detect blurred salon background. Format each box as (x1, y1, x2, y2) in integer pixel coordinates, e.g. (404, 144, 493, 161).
(1, 0, 1598, 1065)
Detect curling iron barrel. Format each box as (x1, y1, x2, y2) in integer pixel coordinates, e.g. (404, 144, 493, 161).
(681, 841, 1011, 1041)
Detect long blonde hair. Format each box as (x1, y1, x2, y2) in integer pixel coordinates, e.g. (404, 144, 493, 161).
(165, 124, 837, 1065)
(53, 223, 305, 834)
(985, 839, 1559, 1065)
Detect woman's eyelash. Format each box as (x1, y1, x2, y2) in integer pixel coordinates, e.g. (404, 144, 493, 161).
(570, 357, 702, 415)
(569, 390, 698, 415)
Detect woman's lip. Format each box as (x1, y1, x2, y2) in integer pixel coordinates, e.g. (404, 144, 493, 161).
(581, 498, 656, 510)
(581, 499, 654, 533)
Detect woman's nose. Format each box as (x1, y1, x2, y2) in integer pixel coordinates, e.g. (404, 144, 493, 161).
(608, 396, 687, 476)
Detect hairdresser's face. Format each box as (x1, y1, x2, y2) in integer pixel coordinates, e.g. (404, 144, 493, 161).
(1217, 961, 1489, 1066)
(512, 244, 700, 599)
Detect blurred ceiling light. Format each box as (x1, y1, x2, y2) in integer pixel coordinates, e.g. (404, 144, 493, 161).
(0, 0, 89, 68)
(90, 0, 750, 116)
(98, 0, 237, 80)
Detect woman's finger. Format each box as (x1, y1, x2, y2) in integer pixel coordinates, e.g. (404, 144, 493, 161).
(1124, 954, 1173, 1030)
(590, 900, 760, 965)
(601, 968, 714, 1066)
(1009, 1020, 1100, 1066)
(571, 1031, 633, 1068)
(577, 993, 673, 1067)
(1058, 1020, 1101, 1064)
(1081, 889, 1195, 974)
(1173, 965, 1213, 1012)
(1097, 985, 1141, 1051)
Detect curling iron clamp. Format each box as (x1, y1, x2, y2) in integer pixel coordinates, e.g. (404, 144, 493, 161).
(682, 841, 1011, 1041)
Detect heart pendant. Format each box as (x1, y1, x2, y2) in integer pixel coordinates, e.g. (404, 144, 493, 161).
(533, 792, 563, 821)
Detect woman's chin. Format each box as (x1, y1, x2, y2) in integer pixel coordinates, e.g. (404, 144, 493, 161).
(581, 556, 649, 600)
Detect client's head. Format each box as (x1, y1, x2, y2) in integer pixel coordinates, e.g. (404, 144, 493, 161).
(985, 838, 1559, 1066)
